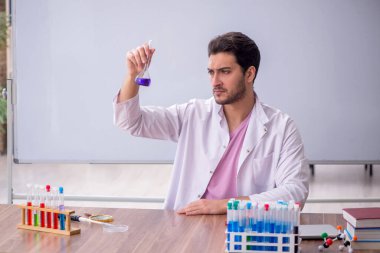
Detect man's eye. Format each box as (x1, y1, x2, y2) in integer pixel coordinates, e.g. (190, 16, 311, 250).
(222, 70, 230, 74)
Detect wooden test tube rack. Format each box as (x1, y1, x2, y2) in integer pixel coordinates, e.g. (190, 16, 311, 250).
(17, 205, 81, 236)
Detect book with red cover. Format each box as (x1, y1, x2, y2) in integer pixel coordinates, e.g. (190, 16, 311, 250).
(342, 207, 380, 228)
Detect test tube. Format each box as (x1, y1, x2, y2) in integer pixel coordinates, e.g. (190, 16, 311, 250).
(238, 201, 246, 232)
(281, 203, 289, 244)
(227, 200, 233, 232)
(268, 202, 276, 250)
(287, 203, 294, 234)
(294, 202, 300, 227)
(246, 202, 253, 232)
(263, 203, 271, 250)
(39, 185, 46, 227)
(33, 185, 39, 226)
(232, 200, 239, 232)
(275, 202, 282, 233)
(294, 202, 300, 230)
(26, 184, 33, 226)
(252, 201, 258, 232)
(52, 187, 59, 229)
(226, 199, 233, 250)
(257, 202, 264, 246)
(294, 202, 300, 251)
(45, 185, 52, 228)
(58, 186, 65, 230)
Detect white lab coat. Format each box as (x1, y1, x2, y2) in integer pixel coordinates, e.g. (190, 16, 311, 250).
(114, 94, 309, 210)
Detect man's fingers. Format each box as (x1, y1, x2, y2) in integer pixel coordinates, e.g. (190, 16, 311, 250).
(133, 48, 144, 69)
(137, 46, 148, 64)
(126, 51, 137, 66)
(185, 209, 202, 216)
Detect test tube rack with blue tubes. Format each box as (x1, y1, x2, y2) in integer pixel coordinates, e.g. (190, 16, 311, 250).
(225, 199, 300, 253)
(17, 185, 81, 236)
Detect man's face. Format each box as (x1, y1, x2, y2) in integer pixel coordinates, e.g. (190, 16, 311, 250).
(208, 53, 247, 105)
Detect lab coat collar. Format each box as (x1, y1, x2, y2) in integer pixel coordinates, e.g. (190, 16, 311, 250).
(212, 93, 269, 126)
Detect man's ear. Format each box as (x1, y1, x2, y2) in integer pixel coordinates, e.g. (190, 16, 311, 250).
(246, 66, 256, 83)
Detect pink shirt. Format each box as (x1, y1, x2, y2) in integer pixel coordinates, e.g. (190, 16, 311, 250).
(203, 112, 252, 200)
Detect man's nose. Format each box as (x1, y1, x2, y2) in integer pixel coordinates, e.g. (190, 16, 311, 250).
(211, 73, 221, 87)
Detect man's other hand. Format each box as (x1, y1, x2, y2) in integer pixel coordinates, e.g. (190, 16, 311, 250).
(176, 199, 228, 215)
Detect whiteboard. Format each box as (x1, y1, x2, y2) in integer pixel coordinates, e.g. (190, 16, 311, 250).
(12, 0, 380, 163)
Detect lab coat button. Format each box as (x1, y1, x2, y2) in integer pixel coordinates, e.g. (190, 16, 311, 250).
(246, 149, 250, 153)
(223, 145, 226, 149)
(197, 194, 201, 198)
(210, 170, 213, 174)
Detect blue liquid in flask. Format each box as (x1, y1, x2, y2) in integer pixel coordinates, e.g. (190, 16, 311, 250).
(136, 77, 151, 86)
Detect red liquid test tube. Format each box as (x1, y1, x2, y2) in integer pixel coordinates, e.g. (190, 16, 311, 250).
(27, 202, 32, 225)
(54, 213, 59, 229)
(46, 185, 52, 228)
(40, 203, 45, 227)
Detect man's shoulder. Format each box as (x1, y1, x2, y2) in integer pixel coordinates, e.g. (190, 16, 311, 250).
(183, 97, 215, 111)
(259, 101, 293, 124)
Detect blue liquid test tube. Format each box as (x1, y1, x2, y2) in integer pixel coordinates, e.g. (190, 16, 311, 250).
(227, 200, 233, 232)
(238, 201, 246, 232)
(256, 202, 264, 250)
(232, 200, 241, 250)
(275, 202, 282, 234)
(252, 201, 258, 232)
(268, 203, 276, 251)
(58, 186, 65, 230)
(232, 200, 239, 232)
(263, 203, 272, 251)
(246, 202, 253, 232)
(226, 200, 233, 250)
(281, 203, 289, 244)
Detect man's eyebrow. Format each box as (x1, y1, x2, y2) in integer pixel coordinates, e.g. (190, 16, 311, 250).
(207, 67, 232, 71)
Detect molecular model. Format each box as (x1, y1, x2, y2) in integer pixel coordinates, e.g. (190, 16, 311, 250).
(318, 226, 357, 252)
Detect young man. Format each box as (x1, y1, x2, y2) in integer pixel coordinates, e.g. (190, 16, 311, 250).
(114, 32, 309, 215)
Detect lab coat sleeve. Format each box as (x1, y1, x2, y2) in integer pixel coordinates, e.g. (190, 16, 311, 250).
(113, 93, 188, 142)
(250, 119, 309, 207)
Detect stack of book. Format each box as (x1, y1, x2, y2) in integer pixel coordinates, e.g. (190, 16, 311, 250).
(342, 207, 380, 250)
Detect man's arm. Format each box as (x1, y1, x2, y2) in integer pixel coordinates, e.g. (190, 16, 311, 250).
(117, 43, 155, 103)
(176, 196, 250, 216)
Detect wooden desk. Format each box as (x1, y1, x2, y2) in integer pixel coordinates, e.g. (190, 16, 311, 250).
(0, 204, 377, 253)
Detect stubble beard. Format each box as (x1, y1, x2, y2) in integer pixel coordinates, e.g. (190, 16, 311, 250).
(214, 78, 246, 105)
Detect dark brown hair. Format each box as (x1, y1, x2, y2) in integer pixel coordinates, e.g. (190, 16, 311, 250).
(208, 32, 261, 82)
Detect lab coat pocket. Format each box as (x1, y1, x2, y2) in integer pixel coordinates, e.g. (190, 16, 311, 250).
(251, 153, 275, 191)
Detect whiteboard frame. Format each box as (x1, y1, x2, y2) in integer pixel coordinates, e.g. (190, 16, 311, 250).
(5, 0, 380, 205)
